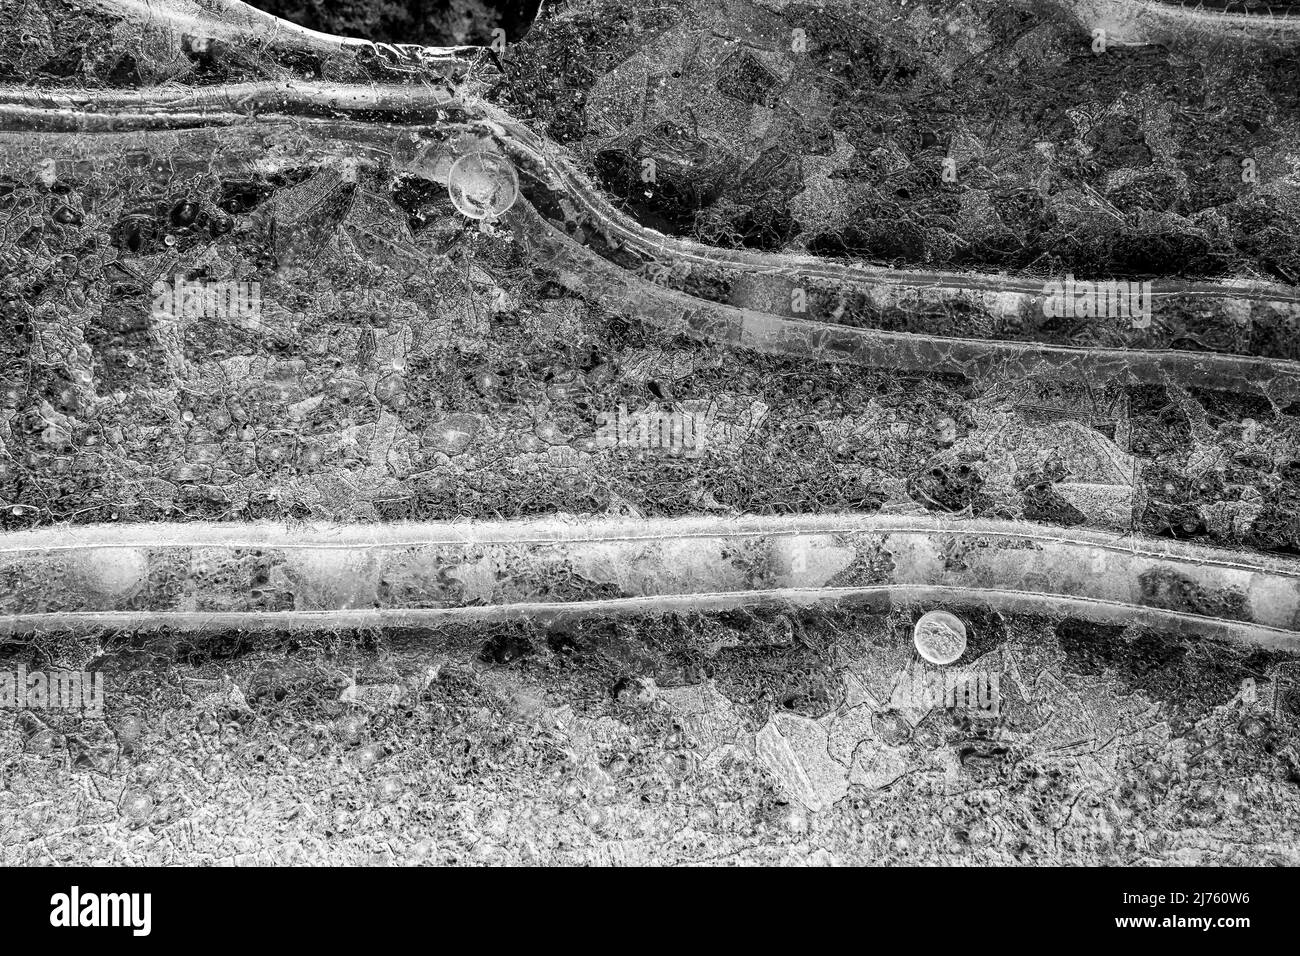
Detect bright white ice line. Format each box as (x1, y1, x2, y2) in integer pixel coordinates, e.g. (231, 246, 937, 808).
(0, 515, 1296, 577)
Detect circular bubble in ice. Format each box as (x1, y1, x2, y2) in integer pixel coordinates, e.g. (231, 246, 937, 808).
(447, 151, 519, 220)
(913, 610, 967, 665)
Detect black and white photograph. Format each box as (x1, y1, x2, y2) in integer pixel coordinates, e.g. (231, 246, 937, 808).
(0, 0, 1297, 925)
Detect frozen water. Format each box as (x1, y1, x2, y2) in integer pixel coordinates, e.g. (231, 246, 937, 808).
(913, 610, 968, 665)
(447, 151, 520, 220)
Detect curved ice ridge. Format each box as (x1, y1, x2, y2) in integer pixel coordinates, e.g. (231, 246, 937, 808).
(0, 515, 1296, 646)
